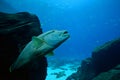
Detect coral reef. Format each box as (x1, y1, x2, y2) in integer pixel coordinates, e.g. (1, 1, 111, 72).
(0, 12, 47, 80)
(66, 38, 120, 80)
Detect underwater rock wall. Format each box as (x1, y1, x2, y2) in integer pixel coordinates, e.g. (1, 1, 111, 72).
(92, 65, 120, 80)
(0, 12, 47, 80)
(66, 38, 120, 80)
(92, 38, 120, 74)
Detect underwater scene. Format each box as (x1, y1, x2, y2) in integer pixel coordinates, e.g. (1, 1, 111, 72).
(0, 0, 120, 80)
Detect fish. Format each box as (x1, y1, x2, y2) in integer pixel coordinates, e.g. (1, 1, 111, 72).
(9, 30, 70, 72)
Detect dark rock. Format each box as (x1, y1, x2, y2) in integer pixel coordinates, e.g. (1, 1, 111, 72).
(92, 65, 120, 80)
(79, 58, 96, 80)
(66, 58, 96, 80)
(0, 12, 47, 80)
(66, 38, 120, 80)
(92, 38, 120, 74)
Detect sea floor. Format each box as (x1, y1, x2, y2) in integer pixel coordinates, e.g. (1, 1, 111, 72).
(46, 59, 81, 80)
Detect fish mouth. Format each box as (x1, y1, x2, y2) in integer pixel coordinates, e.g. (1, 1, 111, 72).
(63, 31, 68, 34)
(62, 30, 70, 38)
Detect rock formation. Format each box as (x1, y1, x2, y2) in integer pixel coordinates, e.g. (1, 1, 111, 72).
(93, 65, 120, 80)
(92, 38, 120, 74)
(66, 38, 120, 80)
(0, 12, 47, 80)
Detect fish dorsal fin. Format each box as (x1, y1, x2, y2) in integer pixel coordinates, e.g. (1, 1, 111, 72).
(46, 51, 54, 57)
(32, 36, 44, 48)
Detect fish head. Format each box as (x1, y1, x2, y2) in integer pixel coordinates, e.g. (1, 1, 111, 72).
(42, 30, 70, 47)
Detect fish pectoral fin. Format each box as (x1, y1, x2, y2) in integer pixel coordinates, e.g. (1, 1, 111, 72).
(46, 51, 54, 56)
(32, 36, 44, 48)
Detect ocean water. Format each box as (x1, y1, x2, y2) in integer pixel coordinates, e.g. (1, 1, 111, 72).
(0, 0, 120, 61)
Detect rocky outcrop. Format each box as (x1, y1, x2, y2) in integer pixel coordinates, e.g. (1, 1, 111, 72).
(0, 12, 47, 80)
(92, 65, 120, 80)
(92, 38, 120, 74)
(66, 38, 120, 80)
(66, 58, 96, 80)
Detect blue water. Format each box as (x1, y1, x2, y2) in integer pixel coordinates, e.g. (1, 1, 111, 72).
(1, 0, 120, 60)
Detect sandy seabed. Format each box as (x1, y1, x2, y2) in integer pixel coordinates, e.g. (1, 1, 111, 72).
(46, 63, 79, 80)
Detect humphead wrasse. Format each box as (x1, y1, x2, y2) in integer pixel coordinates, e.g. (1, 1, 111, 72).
(9, 30, 70, 72)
